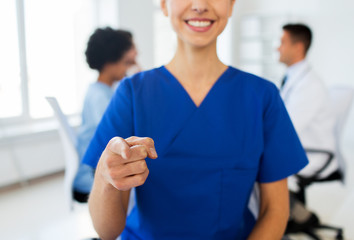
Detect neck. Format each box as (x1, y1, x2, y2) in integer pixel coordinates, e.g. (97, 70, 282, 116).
(97, 72, 114, 87)
(288, 56, 306, 67)
(166, 39, 227, 84)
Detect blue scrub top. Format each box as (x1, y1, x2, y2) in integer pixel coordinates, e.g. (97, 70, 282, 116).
(83, 66, 308, 240)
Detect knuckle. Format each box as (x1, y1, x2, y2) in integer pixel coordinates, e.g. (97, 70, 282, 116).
(144, 137, 154, 146)
(135, 146, 147, 158)
(125, 136, 137, 142)
(105, 158, 115, 168)
(124, 165, 134, 176)
(115, 181, 126, 191)
(110, 168, 123, 179)
(105, 155, 121, 168)
(140, 147, 148, 158)
(107, 168, 118, 179)
(107, 137, 115, 146)
(138, 175, 146, 185)
(108, 137, 123, 150)
(108, 136, 120, 145)
(139, 161, 147, 171)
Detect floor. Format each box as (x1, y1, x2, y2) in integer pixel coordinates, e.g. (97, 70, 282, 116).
(0, 174, 98, 240)
(1, 154, 353, 240)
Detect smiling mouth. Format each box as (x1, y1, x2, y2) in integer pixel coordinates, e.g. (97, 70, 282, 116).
(186, 20, 214, 27)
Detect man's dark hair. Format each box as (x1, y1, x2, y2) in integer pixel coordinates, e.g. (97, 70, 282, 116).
(85, 27, 133, 72)
(283, 23, 312, 54)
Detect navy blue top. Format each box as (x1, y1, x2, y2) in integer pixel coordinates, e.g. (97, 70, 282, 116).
(83, 66, 308, 240)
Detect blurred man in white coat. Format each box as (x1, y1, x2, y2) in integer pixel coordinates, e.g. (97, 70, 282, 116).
(278, 23, 339, 233)
(278, 24, 337, 187)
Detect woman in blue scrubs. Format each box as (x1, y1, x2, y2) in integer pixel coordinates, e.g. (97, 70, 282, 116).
(83, 0, 308, 239)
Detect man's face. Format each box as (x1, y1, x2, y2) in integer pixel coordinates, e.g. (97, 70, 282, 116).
(278, 31, 298, 66)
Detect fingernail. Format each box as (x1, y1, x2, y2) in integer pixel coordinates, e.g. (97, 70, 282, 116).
(121, 150, 127, 159)
(150, 148, 158, 158)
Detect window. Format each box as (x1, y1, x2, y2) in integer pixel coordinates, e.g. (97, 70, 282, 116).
(0, 0, 22, 118)
(24, 0, 97, 118)
(0, 0, 119, 123)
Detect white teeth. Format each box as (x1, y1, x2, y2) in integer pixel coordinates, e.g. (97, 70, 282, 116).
(187, 20, 212, 27)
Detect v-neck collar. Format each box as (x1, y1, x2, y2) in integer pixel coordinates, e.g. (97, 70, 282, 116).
(159, 66, 232, 109)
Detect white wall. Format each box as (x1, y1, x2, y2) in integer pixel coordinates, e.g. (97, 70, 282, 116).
(0, 130, 64, 187)
(95, 0, 119, 28)
(117, 0, 155, 70)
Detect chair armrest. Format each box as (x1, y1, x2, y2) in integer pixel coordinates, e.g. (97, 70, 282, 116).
(296, 148, 335, 187)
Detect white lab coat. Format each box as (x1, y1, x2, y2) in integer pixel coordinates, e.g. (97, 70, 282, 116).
(280, 60, 337, 179)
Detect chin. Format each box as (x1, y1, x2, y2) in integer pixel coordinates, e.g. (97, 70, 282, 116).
(186, 37, 216, 49)
(279, 58, 286, 65)
(116, 75, 124, 81)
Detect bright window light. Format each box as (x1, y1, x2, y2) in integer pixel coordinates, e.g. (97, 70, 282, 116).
(0, 0, 22, 118)
(24, 0, 97, 118)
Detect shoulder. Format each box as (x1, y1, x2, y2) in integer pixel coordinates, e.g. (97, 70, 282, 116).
(227, 66, 279, 97)
(307, 69, 326, 88)
(86, 83, 113, 101)
(295, 62, 325, 88)
(296, 67, 329, 98)
(122, 67, 165, 87)
(113, 67, 165, 102)
(87, 82, 112, 95)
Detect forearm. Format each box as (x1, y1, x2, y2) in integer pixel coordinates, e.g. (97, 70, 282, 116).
(88, 172, 128, 240)
(247, 208, 288, 240)
(248, 179, 290, 240)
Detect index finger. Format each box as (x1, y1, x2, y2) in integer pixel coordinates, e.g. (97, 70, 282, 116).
(125, 136, 158, 159)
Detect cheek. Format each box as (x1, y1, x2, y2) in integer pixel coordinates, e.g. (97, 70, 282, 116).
(117, 66, 127, 76)
(168, 9, 183, 29)
(281, 44, 289, 53)
(167, 1, 188, 28)
(168, 1, 184, 15)
(111, 64, 124, 76)
(215, 7, 231, 27)
(215, 2, 232, 18)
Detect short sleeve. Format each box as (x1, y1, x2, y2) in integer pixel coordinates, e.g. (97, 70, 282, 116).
(82, 79, 134, 168)
(257, 84, 308, 183)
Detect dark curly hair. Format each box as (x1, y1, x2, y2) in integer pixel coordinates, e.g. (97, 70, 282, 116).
(85, 27, 133, 72)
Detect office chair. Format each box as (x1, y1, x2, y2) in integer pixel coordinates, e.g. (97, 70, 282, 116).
(45, 96, 80, 211)
(286, 86, 354, 240)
